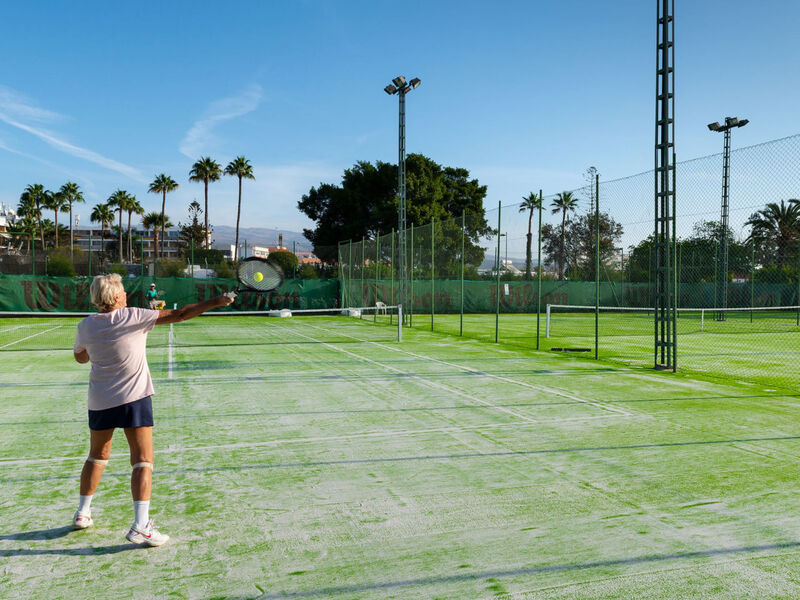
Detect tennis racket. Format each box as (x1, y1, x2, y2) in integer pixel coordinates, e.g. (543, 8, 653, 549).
(225, 257, 284, 300)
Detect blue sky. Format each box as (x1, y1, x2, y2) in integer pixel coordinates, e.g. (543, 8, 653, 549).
(1, 0, 798, 236)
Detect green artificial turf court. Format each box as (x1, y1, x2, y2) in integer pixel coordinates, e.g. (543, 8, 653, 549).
(2, 312, 800, 599)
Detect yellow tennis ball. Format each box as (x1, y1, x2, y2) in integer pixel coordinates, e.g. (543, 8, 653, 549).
(254, 272, 263, 282)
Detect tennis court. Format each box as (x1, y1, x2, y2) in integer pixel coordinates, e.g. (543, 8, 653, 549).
(2, 312, 800, 599)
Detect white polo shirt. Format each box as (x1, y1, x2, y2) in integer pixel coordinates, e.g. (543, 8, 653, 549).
(74, 307, 159, 411)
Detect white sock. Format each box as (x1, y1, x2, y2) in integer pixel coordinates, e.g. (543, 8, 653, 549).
(77, 494, 93, 515)
(133, 500, 150, 528)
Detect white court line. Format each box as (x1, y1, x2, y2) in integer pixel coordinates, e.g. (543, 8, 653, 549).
(281, 325, 539, 424)
(300, 320, 632, 417)
(168, 323, 174, 379)
(0, 325, 63, 349)
(0, 413, 636, 465)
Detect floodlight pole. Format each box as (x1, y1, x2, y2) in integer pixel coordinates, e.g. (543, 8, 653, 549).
(707, 116, 748, 321)
(384, 76, 421, 321)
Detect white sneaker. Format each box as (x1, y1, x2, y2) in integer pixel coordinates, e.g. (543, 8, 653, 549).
(126, 519, 169, 547)
(72, 511, 93, 530)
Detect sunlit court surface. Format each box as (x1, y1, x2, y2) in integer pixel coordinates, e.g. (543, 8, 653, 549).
(3, 313, 800, 599)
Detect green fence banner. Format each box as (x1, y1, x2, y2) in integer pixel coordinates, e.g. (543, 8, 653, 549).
(0, 275, 340, 312)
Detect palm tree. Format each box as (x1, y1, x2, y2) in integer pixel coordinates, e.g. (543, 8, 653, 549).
(148, 174, 179, 259)
(551, 191, 579, 279)
(745, 199, 800, 269)
(106, 190, 129, 263)
(224, 156, 256, 261)
(142, 211, 172, 266)
(189, 157, 222, 249)
(90, 203, 115, 260)
(123, 195, 144, 262)
(45, 191, 70, 248)
(21, 184, 48, 247)
(59, 182, 84, 260)
(519, 191, 543, 280)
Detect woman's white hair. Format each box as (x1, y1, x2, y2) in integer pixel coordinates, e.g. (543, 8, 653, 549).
(90, 273, 125, 310)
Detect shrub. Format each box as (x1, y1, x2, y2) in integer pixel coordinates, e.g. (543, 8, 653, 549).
(156, 259, 187, 278)
(267, 250, 298, 276)
(47, 254, 76, 277)
(212, 260, 235, 279)
(298, 264, 319, 279)
(108, 262, 128, 276)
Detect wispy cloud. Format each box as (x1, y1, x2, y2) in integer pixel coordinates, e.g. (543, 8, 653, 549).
(180, 84, 262, 158)
(0, 85, 145, 181)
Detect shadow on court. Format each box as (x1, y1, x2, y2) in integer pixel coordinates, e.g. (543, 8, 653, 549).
(0, 543, 139, 557)
(243, 541, 800, 599)
(0, 526, 142, 555)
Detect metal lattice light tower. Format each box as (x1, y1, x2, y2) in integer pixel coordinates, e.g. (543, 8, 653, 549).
(384, 76, 420, 315)
(654, 0, 677, 371)
(708, 116, 749, 321)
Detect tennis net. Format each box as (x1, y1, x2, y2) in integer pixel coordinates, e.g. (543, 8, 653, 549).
(0, 305, 402, 352)
(546, 304, 800, 338)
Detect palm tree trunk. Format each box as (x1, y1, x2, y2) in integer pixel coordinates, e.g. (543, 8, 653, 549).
(54, 209, 59, 248)
(234, 176, 242, 261)
(560, 211, 567, 280)
(127, 211, 132, 263)
(204, 179, 209, 250)
(118, 210, 124, 263)
(36, 201, 44, 247)
(525, 209, 533, 280)
(69, 202, 74, 262)
(160, 190, 166, 261)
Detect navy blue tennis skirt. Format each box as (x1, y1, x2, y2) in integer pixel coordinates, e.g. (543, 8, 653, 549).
(88, 396, 154, 430)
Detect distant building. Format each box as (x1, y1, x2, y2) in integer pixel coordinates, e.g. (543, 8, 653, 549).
(0, 203, 20, 252)
(72, 226, 183, 260)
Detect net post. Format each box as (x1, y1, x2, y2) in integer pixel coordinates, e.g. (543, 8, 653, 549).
(595, 174, 600, 360)
(460, 211, 465, 337)
(375, 232, 380, 323)
(546, 303, 551, 338)
(536, 189, 543, 350)
(495, 201, 501, 343)
(430, 217, 434, 332)
(397, 304, 403, 342)
(701, 308, 705, 332)
(390, 230, 395, 325)
(409, 223, 414, 327)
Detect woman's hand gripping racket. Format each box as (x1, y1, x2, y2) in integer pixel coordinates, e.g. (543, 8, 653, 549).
(224, 257, 284, 300)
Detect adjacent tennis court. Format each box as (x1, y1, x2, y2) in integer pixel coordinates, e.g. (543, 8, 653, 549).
(2, 312, 800, 599)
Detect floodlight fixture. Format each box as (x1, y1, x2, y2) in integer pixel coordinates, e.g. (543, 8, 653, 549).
(708, 114, 749, 320)
(392, 76, 406, 87)
(409, 77, 421, 89)
(384, 85, 397, 95)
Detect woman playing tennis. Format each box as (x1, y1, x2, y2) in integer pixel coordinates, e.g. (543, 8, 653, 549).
(72, 273, 234, 546)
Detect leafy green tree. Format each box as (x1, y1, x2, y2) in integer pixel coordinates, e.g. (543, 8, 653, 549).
(224, 156, 255, 261)
(298, 154, 490, 266)
(148, 174, 179, 259)
(189, 158, 222, 249)
(59, 182, 84, 259)
(550, 191, 579, 279)
(179, 200, 207, 252)
(745, 200, 800, 270)
(519, 191, 542, 280)
(267, 249, 298, 277)
(559, 211, 624, 280)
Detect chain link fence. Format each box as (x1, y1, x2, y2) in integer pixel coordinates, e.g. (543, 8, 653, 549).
(339, 134, 800, 391)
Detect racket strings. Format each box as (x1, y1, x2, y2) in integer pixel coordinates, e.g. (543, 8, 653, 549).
(237, 260, 283, 291)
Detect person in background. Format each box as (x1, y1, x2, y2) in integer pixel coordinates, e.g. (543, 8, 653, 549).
(145, 283, 165, 310)
(72, 273, 234, 546)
